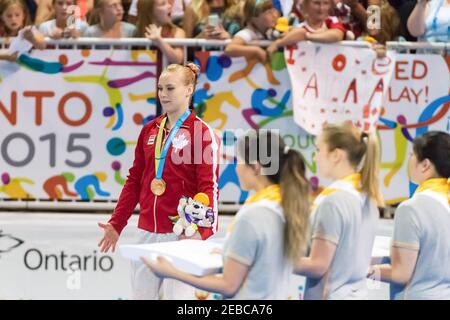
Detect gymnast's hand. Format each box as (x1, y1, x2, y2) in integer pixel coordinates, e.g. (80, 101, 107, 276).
(141, 256, 179, 279)
(98, 222, 119, 253)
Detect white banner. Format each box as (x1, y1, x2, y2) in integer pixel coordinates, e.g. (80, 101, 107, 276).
(378, 54, 450, 203)
(0, 213, 136, 299)
(0, 212, 307, 300)
(194, 51, 316, 203)
(1, 46, 448, 205)
(0, 212, 393, 300)
(285, 42, 395, 135)
(0, 212, 392, 299)
(0, 49, 158, 200)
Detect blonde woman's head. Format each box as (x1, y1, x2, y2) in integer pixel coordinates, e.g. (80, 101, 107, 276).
(158, 63, 200, 112)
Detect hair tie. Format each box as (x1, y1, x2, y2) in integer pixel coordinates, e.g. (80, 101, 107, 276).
(284, 145, 290, 155)
(185, 63, 199, 79)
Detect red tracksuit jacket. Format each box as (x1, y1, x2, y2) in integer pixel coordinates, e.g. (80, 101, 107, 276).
(109, 110, 220, 240)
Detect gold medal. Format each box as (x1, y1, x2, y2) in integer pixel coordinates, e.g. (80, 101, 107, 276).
(151, 110, 190, 197)
(151, 178, 166, 196)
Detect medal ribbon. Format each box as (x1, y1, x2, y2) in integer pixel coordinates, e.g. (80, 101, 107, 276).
(154, 109, 191, 180)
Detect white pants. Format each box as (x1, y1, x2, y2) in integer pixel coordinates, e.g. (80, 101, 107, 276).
(130, 230, 196, 300)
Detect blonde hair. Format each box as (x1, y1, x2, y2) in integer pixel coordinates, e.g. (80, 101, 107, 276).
(162, 62, 200, 93)
(0, 0, 31, 35)
(243, 0, 274, 24)
(281, 148, 311, 262)
(376, 0, 400, 44)
(238, 130, 310, 262)
(88, 0, 118, 25)
(190, 0, 242, 23)
(322, 123, 384, 207)
(135, 0, 177, 37)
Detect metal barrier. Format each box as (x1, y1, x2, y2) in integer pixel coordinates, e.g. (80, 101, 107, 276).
(1, 37, 447, 51)
(386, 41, 449, 54)
(1, 37, 378, 68)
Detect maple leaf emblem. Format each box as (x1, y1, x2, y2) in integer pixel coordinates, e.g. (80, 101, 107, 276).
(172, 133, 189, 152)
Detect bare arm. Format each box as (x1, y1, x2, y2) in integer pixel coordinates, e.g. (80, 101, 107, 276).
(157, 28, 186, 64)
(268, 27, 307, 52)
(143, 256, 249, 297)
(225, 37, 259, 58)
(407, 0, 429, 37)
(0, 52, 18, 61)
(295, 238, 337, 278)
(369, 246, 418, 285)
(224, 36, 268, 63)
(306, 29, 345, 43)
(265, 27, 307, 56)
(23, 27, 46, 50)
(146, 26, 185, 64)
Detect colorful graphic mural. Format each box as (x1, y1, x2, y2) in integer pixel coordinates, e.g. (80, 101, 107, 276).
(1, 47, 449, 204)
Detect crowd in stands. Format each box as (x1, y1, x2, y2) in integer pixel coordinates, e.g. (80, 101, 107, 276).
(0, 0, 449, 61)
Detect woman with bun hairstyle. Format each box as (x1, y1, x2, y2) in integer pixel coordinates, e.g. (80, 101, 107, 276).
(97, 62, 221, 300)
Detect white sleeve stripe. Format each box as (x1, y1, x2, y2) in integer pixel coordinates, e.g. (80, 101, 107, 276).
(197, 117, 219, 233)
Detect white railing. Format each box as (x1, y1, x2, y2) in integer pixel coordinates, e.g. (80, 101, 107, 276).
(1, 37, 447, 49)
(386, 41, 448, 54)
(1, 37, 374, 47)
(0, 37, 377, 67)
(2, 38, 447, 68)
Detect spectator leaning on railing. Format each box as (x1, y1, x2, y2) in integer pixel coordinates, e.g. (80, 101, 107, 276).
(407, 0, 450, 42)
(0, 0, 45, 49)
(266, 0, 347, 56)
(36, 0, 93, 25)
(83, 0, 136, 37)
(224, 0, 279, 64)
(127, 0, 190, 26)
(182, 0, 243, 40)
(38, 0, 89, 38)
(135, 0, 185, 64)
